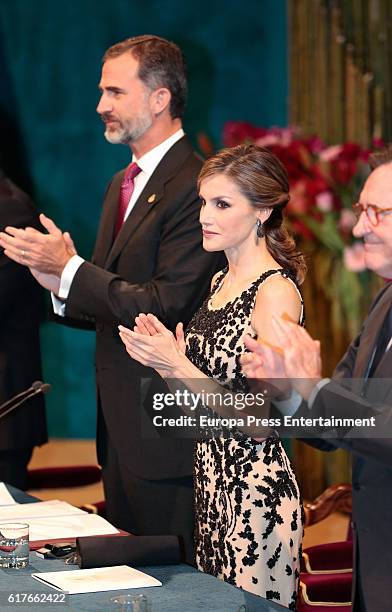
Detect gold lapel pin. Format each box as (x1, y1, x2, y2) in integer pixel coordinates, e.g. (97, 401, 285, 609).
(147, 194, 156, 204)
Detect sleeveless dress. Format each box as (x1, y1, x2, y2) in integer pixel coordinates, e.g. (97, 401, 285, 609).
(185, 268, 304, 610)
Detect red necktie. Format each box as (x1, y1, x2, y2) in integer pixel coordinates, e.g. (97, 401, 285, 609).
(115, 162, 142, 237)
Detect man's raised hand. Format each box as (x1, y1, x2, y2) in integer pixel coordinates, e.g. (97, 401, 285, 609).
(0, 213, 77, 276)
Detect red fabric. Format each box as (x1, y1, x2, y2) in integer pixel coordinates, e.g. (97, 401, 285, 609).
(301, 573, 352, 600)
(299, 605, 350, 612)
(301, 541, 353, 572)
(299, 602, 350, 612)
(27, 465, 102, 489)
(115, 162, 141, 236)
(298, 573, 352, 611)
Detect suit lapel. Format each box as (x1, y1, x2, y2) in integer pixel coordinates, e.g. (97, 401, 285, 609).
(104, 136, 196, 269)
(367, 300, 392, 378)
(92, 173, 123, 267)
(355, 285, 392, 378)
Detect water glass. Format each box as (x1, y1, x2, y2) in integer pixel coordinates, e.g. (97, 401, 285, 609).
(110, 593, 150, 611)
(0, 523, 29, 568)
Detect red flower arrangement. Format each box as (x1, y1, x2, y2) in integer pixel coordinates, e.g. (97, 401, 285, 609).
(220, 121, 383, 334)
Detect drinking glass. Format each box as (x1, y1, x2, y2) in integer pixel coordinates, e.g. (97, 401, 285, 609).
(0, 523, 29, 568)
(110, 593, 150, 611)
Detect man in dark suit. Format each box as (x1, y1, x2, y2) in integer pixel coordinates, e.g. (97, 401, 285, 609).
(0, 170, 47, 489)
(242, 146, 392, 611)
(0, 36, 222, 561)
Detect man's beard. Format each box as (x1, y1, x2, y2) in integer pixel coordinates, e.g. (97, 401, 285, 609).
(103, 112, 153, 145)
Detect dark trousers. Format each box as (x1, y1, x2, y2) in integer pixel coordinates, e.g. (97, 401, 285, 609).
(0, 448, 33, 490)
(102, 439, 195, 565)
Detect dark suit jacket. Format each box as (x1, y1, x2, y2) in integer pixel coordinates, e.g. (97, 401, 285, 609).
(0, 173, 47, 451)
(65, 136, 224, 479)
(306, 281, 392, 612)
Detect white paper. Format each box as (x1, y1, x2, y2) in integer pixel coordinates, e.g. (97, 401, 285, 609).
(32, 565, 162, 594)
(27, 513, 119, 541)
(0, 500, 85, 520)
(0, 483, 18, 506)
(0, 500, 119, 541)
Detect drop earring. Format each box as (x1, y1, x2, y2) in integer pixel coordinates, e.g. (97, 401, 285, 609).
(256, 218, 264, 238)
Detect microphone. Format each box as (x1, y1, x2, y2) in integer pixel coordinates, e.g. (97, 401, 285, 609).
(0, 381, 51, 420)
(31, 381, 51, 395)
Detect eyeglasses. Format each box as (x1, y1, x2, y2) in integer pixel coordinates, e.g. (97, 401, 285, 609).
(352, 202, 392, 225)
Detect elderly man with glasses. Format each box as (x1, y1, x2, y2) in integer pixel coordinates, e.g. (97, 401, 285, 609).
(242, 145, 392, 612)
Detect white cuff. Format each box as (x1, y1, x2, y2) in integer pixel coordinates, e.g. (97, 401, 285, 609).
(58, 255, 85, 299)
(51, 293, 66, 317)
(274, 390, 302, 416)
(308, 378, 331, 409)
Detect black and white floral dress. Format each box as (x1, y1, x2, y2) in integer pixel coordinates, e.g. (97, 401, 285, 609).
(185, 268, 304, 610)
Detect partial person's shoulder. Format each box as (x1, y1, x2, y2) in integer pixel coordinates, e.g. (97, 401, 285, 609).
(257, 271, 300, 301)
(253, 271, 302, 321)
(252, 271, 303, 331)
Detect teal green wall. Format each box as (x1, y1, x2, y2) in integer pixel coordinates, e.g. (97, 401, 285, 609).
(0, 0, 288, 437)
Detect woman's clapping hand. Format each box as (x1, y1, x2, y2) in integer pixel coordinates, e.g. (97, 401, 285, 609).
(119, 313, 186, 377)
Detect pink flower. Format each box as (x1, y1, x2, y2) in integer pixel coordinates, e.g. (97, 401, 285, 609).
(277, 127, 296, 147)
(319, 145, 343, 161)
(316, 191, 333, 212)
(255, 134, 280, 147)
(343, 242, 367, 272)
(339, 209, 357, 232)
(255, 126, 296, 148)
